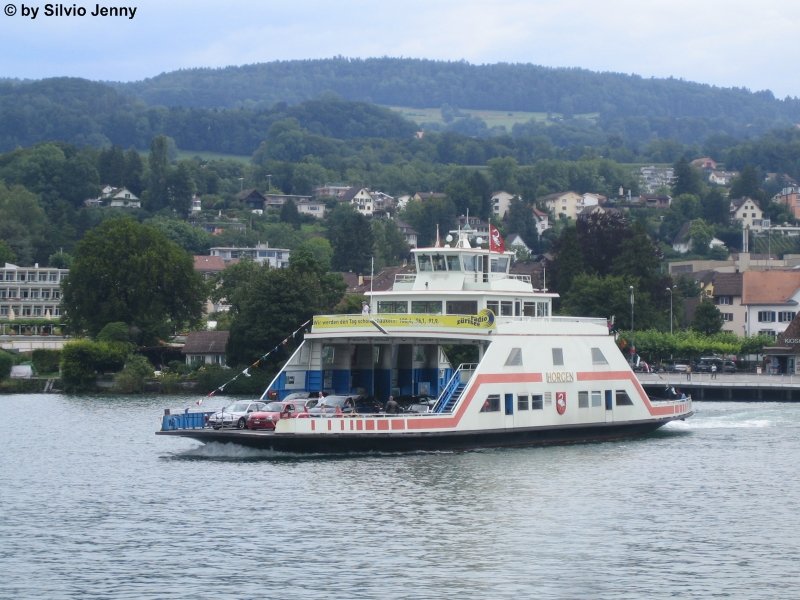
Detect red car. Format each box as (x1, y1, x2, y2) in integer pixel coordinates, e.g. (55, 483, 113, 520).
(246, 399, 316, 430)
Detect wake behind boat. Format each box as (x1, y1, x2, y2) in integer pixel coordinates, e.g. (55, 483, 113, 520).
(157, 228, 692, 452)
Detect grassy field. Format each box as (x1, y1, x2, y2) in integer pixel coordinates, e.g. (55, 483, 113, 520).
(388, 106, 598, 130)
(175, 149, 251, 163)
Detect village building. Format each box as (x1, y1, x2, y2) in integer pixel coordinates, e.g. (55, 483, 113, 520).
(210, 243, 290, 269)
(0, 263, 67, 335)
(730, 197, 765, 232)
(182, 331, 229, 367)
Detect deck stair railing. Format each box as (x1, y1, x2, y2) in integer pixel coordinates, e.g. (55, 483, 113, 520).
(433, 363, 477, 413)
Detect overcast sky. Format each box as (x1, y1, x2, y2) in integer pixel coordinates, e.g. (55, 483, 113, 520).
(1, 0, 799, 98)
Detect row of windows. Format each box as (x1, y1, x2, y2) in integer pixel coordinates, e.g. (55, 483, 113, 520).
(416, 253, 510, 274)
(0, 289, 61, 300)
(757, 311, 796, 323)
(2, 272, 64, 282)
(480, 390, 634, 412)
(375, 300, 551, 317)
(0, 306, 61, 317)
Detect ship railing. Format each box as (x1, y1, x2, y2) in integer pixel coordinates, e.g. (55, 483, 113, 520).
(433, 363, 477, 413)
(393, 273, 532, 284)
(161, 407, 214, 431)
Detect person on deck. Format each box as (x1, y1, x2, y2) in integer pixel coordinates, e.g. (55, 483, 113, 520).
(385, 395, 401, 414)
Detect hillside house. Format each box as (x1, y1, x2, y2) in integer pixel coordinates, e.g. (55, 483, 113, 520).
(182, 331, 229, 367)
(541, 191, 583, 221)
(772, 187, 800, 220)
(730, 198, 764, 232)
(394, 219, 418, 248)
(237, 189, 267, 211)
(342, 187, 374, 216)
(532, 207, 550, 236)
(296, 198, 326, 219)
(491, 191, 515, 220)
(210, 243, 290, 269)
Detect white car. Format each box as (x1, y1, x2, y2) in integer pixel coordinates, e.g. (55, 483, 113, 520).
(207, 401, 268, 430)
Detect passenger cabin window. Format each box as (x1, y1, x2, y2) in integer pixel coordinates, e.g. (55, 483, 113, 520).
(505, 348, 522, 366)
(517, 394, 529, 410)
(446, 255, 461, 271)
(591, 391, 602, 407)
(432, 254, 447, 271)
(615, 390, 634, 406)
(463, 255, 477, 272)
(500, 301, 513, 316)
(412, 300, 442, 314)
(537, 301, 550, 317)
(417, 255, 433, 271)
(552, 348, 564, 366)
(578, 391, 589, 408)
(446, 300, 478, 315)
(481, 394, 501, 412)
(377, 300, 408, 313)
(531, 394, 543, 410)
(490, 257, 509, 273)
(591, 348, 608, 365)
(487, 301, 498, 315)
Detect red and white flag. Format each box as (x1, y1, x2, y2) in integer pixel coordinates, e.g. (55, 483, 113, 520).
(489, 225, 505, 253)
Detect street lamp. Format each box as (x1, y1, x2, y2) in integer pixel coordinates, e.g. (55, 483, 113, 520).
(666, 286, 674, 335)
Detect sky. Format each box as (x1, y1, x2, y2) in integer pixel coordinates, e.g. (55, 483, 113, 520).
(1, 0, 799, 98)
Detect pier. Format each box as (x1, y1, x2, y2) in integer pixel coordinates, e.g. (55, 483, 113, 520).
(637, 372, 800, 401)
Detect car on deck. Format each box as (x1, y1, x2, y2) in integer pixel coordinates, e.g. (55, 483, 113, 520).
(246, 399, 317, 430)
(307, 395, 356, 416)
(207, 400, 268, 430)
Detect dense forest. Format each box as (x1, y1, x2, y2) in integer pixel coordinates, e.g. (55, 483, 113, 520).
(4, 58, 800, 157)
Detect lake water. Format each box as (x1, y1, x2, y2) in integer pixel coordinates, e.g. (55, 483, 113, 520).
(1, 394, 799, 599)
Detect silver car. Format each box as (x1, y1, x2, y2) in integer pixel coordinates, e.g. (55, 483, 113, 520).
(207, 401, 268, 429)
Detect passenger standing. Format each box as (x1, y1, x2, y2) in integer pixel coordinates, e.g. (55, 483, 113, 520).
(385, 395, 400, 414)
(362, 302, 370, 315)
(686, 365, 692, 381)
(711, 363, 717, 379)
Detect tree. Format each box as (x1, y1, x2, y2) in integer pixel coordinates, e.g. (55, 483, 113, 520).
(279, 198, 302, 229)
(672, 156, 704, 196)
(548, 225, 584, 296)
(689, 219, 714, 255)
(222, 255, 345, 366)
(0, 350, 12, 381)
(327, 203, 374, 273)
(61, 217, 205, 344)
(692, 300, 724, 335)
(729, 165, 764, 203)
(0, 239, 16, 264)
(504, 197, 538, 250)
(146, 135, 171, 211)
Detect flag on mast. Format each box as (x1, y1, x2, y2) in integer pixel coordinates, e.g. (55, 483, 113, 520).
(489, 225, 505, 252)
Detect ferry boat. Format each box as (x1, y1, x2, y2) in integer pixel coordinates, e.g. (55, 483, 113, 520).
(157, 228, 692, 452)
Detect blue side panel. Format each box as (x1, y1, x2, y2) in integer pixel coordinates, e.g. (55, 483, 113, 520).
(415, 368, 439, 396)
(351, 369, 374, 396)
(306, 370, 323, 392)
(505, 393, 514, 415)
(439, 368, 454, 395)
(397, 369, 413, 396)
(330, 369, 350, 394)
(374, 369, 391, 400)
